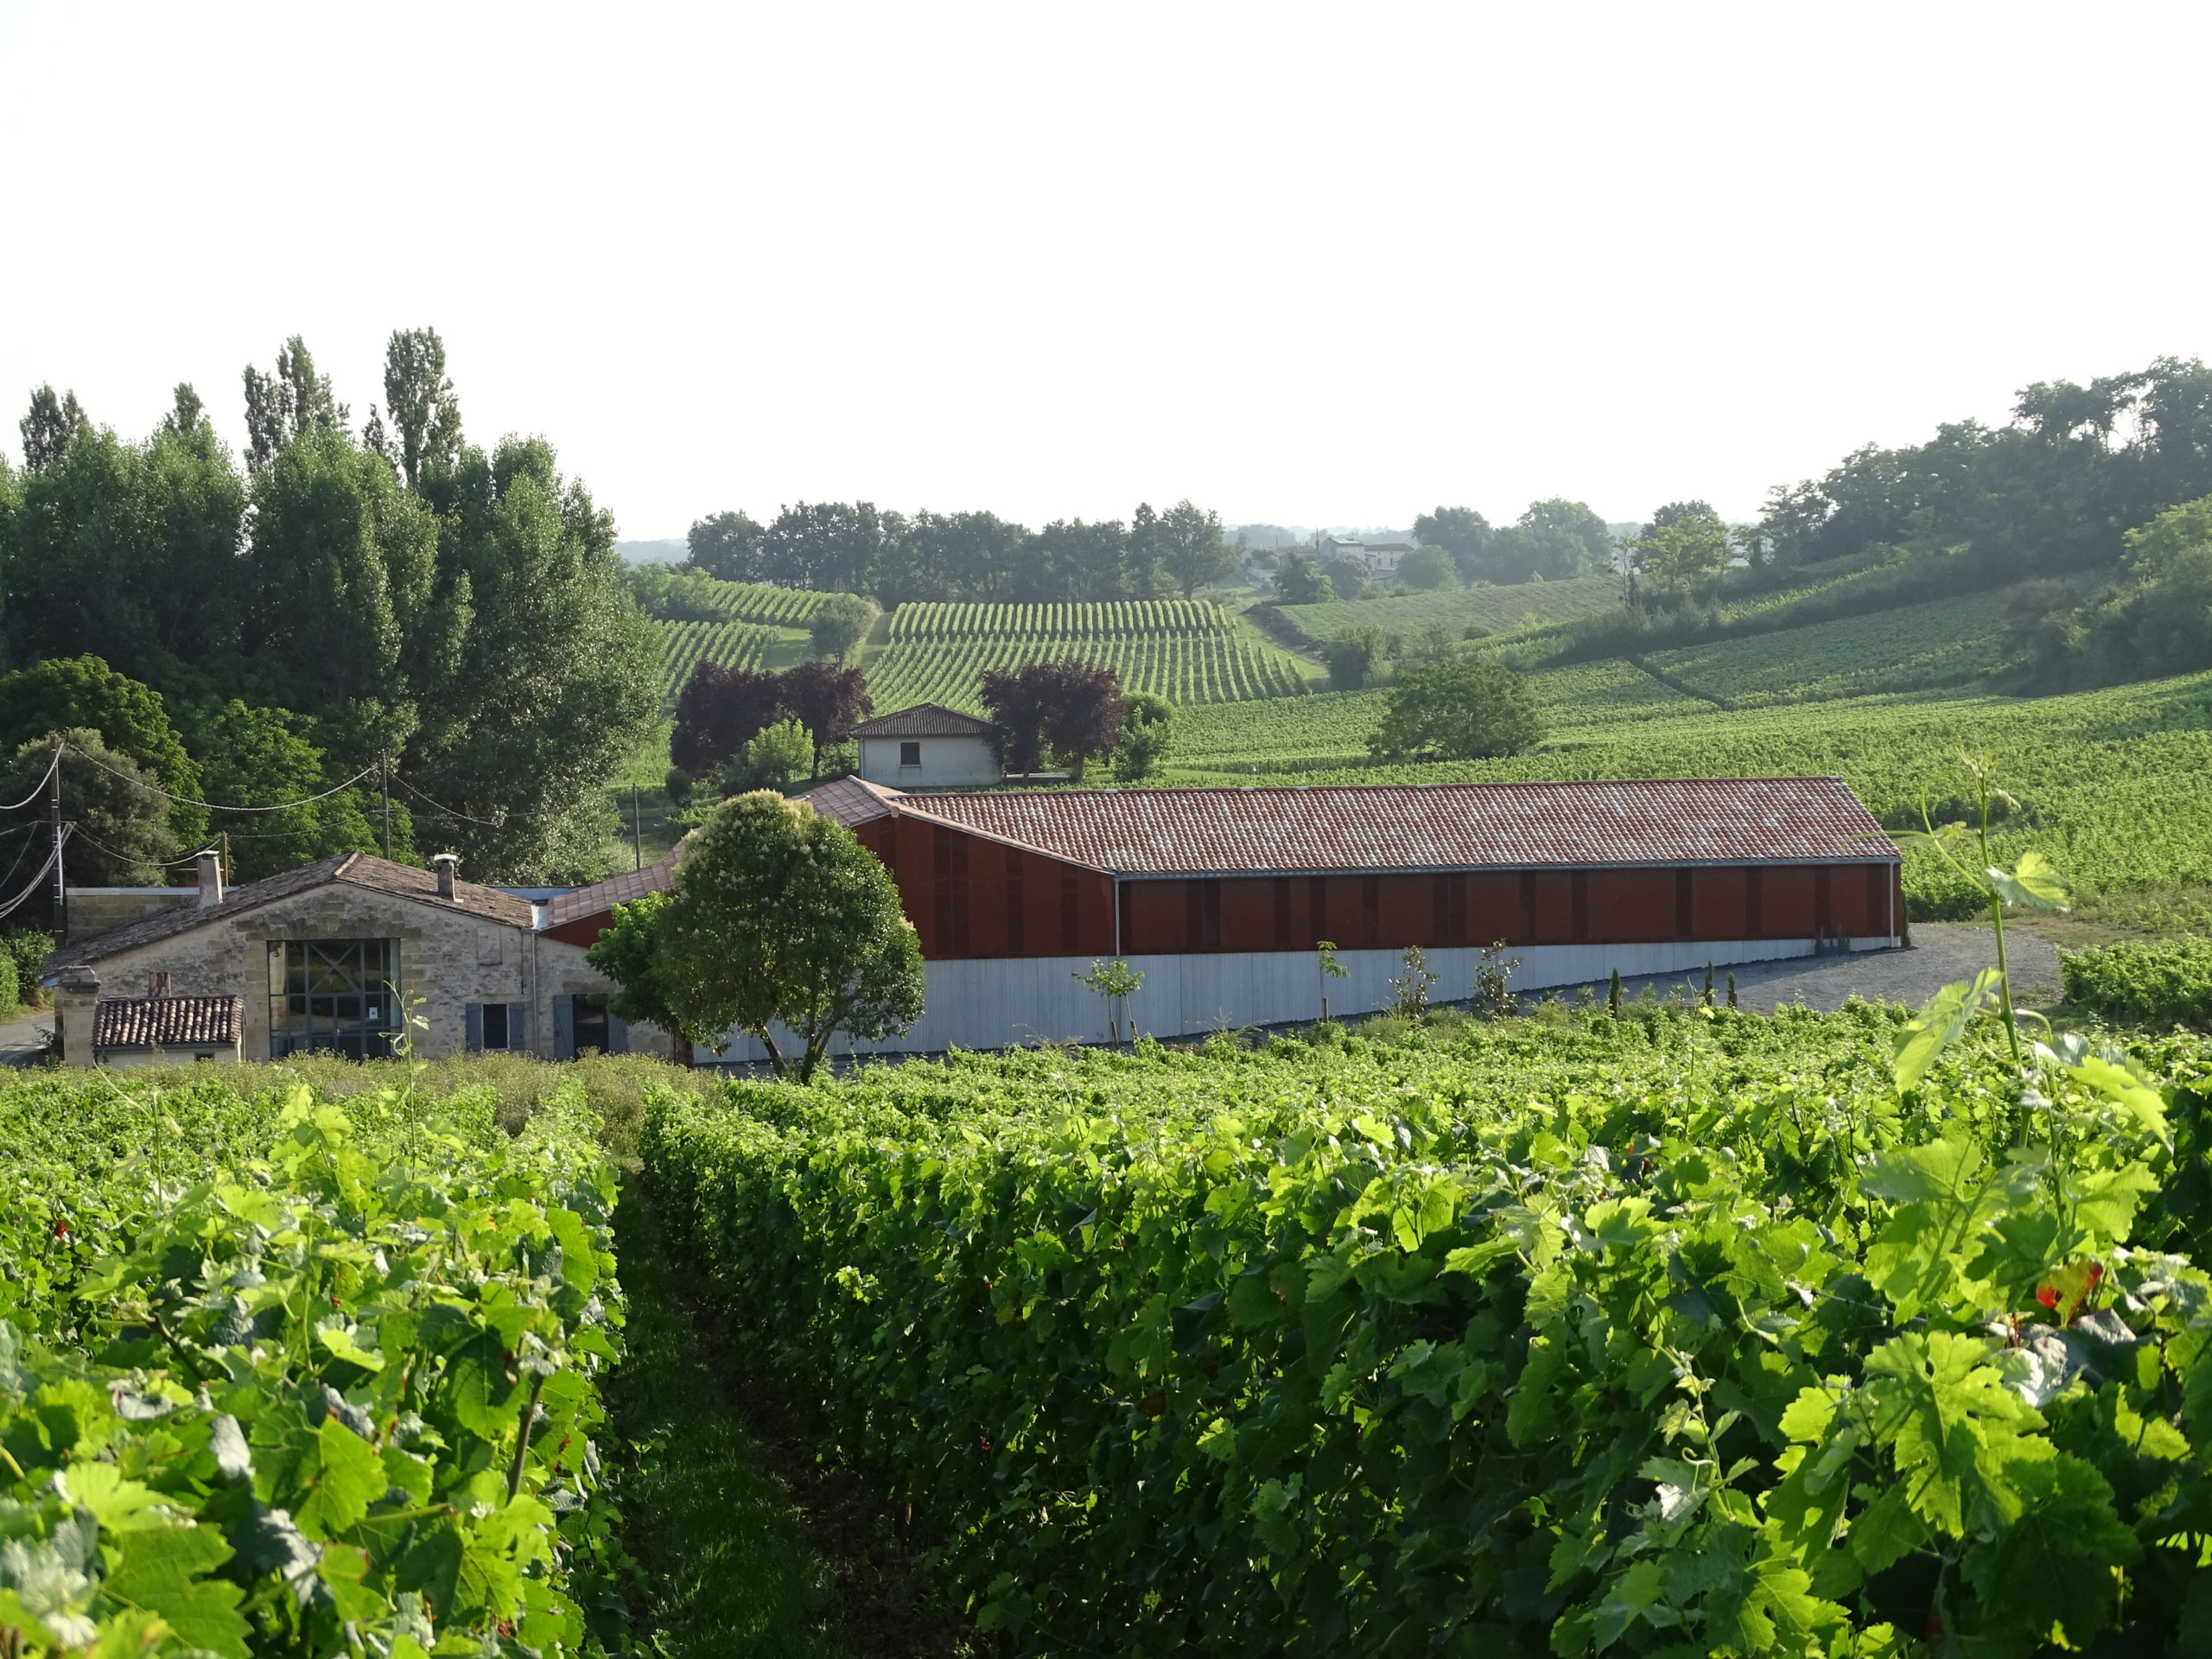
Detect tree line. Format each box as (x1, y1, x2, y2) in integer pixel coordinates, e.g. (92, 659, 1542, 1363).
(3, 333, 659, 886)
(683, 499, 1240, 603)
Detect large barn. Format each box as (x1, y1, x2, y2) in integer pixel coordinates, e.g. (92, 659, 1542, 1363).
(642, 773, 1903, 1062)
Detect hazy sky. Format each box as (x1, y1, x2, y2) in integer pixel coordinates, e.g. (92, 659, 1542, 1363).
(4, 3, 2207, 540)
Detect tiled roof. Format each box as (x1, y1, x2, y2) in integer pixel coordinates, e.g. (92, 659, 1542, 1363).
(851, 703, 994, 738)
(542, 842, 688, 929)
(93, 995, 244, 1049)
(896, 778, 1896, 874)
(52, 852, 535, 969)
(797, 776, 903, 829)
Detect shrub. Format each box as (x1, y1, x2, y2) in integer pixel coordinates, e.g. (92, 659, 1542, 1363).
(2061, 935, 2212, 1027)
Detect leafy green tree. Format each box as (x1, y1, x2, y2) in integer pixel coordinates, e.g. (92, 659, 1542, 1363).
(1413, 505, 1492, 582)
(744, 718, 813, 791)
(410, 435, 660, 880)
(377, 327, 463, 487)
(8, 728, 181, 887)
(1027, 518, 1128, 601)
(1486, 499, 1611, 582)
(1325, 557, 1373, 601)
(1157, 499, 1235, 598)
(809, 592, 873, 660)
(17, 385, 86, 473)
(655, 791, 925, 1080)
(1127, 502, 1164, 596)
(1397, 545, 1455, 591)
(1627, 502, 1731, 596)
(0, 656, 207, 847)
(184, 700, 399, 880)
(1110, 692, 1173, 783)
(159, 384, 207, 439)
(761, 500, 881, 593)
(242, 336, 348, 475)
(1, 419, 250, 696)
(1274, 551, 1329, 603)
(1368, 660, 1541, 760)
(584, 890, 710, 1059)
(1319, 626, 1382, 690)
(888, 509, 1032, 603)
(241, 426, 448, 760)
(684, 510, 766, 582)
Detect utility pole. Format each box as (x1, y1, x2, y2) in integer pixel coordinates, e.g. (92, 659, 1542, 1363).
(219, 830, 231, 887)
(47, 739, 65, 939)
(378, 754, 392, 860)
(631, 785, 642, 871)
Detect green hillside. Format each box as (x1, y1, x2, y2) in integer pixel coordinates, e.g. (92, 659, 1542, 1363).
(1273, 574, 1623, 642)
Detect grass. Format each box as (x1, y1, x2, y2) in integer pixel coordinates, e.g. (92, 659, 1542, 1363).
(1272, 575, 1624, 642)
(608, 1177, 853, 1658)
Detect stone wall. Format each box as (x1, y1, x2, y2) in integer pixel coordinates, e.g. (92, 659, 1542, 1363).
(55, 882, 674, 1065)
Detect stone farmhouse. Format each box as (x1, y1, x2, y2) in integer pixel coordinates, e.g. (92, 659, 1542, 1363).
(46, 849, 673, 1067)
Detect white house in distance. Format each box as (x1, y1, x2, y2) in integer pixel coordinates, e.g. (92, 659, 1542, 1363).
(854, 703, 1005, 788)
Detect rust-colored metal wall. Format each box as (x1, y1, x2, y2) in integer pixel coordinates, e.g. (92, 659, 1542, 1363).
(855, 817, 1898, 961)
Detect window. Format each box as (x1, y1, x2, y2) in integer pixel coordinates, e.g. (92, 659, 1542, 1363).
(899, 741, 922, 767)
(467, 1001, 528, 1053)
(552, 993, 626, 1060)
(268, 939, 400, 1060)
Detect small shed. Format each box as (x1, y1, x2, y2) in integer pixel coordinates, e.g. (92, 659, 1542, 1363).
(854, 703, 1002, 789)
(92, 993, 245, 1066)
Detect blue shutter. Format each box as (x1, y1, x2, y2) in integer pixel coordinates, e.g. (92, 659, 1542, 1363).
(508, 1002, 528, 1055)
(464, 1003, 482, 1053)
(607, 1013, 629, 1056)
(553, 995, 575, 1062)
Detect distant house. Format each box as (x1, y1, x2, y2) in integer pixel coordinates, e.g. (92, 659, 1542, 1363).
(44, 850, 674, 1066)
(853, 703, 1003, 788)
(1362, 541, 1411, 579)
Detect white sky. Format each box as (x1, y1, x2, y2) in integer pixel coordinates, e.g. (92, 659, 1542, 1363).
(3, 3, 2207, 539)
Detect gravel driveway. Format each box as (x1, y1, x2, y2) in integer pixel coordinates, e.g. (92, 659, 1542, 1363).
(1542, 924, 2059, 1016)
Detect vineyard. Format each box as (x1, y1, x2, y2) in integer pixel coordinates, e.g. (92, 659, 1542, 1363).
(0, 1069, 628, 1656)
(865, 599, 1314, 712)
(1163, 667, 2212, 918)
(642, 997, 2212, 1654)
(1645, 589, 2013, 707)
(1274, 574, 1623, 644)
(653, 617, 808, 702)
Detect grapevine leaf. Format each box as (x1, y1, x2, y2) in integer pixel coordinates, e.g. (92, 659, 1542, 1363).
(1960, 1454, 2138, 1646)
(2063, 1057, 2171, 1141)
(102, 1526, 251, 1659)
(1862, 1332, 2052, 1537)
(1985, 850, 2069, 913)
(301, 1414, 385, 1537)
(1890, 970, 2005, 1094)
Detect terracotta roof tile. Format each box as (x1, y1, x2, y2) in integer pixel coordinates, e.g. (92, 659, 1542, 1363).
(796, 776, 904, 829)
(541, 842, 690, 929)
(896, 778, 1896, 874)
(851, 703, 994, 738)
(93, 995, 243, 1048)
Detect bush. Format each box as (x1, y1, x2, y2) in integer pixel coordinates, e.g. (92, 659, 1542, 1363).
(0, 945, 16, 1012)
(2061, 935, 2212, 1027)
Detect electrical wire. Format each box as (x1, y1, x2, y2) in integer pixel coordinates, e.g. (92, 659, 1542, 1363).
(0, 748, 60, 814)
(60, 743, 378, 812)
(0, 835, 67, 927)
(389, 771, 506, 829)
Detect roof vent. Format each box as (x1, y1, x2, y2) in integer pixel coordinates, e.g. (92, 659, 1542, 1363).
(432, 852, 459, 900)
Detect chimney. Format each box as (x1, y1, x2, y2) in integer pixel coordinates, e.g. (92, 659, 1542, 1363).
(195, 849, 225, 908)
(147, 971, 172, 997)
(432, 853, 459, 900)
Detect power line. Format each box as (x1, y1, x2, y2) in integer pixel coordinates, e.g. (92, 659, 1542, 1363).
(59, 743, 378, 813)
(0, 834, 68, 927)
(388, 771, 506, 830)
(0, 748, 60, 815)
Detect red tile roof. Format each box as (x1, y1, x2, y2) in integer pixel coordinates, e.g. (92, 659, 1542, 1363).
(541, 841, 690, 930)
(93, 995, 244, 1049)
(795, 776, 902, 829)
(894, 778, 1896, 874)
(851, 702, 993, 738)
